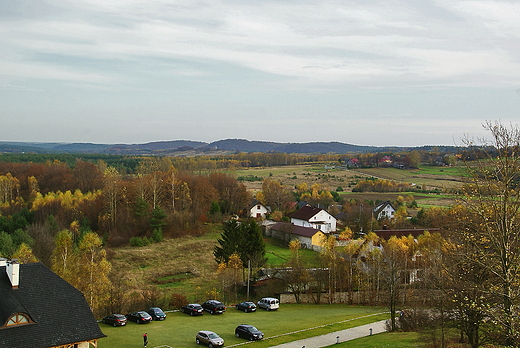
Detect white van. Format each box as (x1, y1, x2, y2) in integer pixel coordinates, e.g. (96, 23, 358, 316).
(257, 297, 279, 311)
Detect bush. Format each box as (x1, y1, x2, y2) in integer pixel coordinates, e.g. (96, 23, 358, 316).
(169, 293, 188, 309)
(152, 229, 163, 243)
(130, 236, 151, 247)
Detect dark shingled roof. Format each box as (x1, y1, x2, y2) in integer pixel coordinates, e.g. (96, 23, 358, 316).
(373, 228, 441, 240)
(290, 205, 324, 221)
(0, 262, 106, 348)
(272, 222, 321, 238)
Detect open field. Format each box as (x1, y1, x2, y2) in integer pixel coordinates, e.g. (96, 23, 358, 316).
(97, 304, 388, 348)
(108, 230, 320, 304)
(232, 164, 463, 207)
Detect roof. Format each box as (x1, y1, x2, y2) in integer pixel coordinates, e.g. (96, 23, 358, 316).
(272, 222, 321, 238)
(373, 228, 441, 240)
(290, 205, 324, 221)
(0, 263, 106, 348)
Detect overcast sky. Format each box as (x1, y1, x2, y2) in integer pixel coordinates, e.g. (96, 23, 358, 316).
(1, 0, 519, 147)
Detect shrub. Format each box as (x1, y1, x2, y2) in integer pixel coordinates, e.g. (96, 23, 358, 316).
(169, 293, 188, 309)
(152, 229, 163, 243)
(130, 236, 151, 247)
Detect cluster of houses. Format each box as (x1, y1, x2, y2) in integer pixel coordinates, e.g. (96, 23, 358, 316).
(246, 199, 399, 251)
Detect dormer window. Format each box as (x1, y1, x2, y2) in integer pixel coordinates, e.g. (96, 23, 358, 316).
(5, 313, 32, 327)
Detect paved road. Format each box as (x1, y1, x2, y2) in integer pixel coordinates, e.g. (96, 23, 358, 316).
(267, 319, 388, 348)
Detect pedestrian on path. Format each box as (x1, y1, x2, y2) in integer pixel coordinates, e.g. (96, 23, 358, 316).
(143, 333, 148, 347)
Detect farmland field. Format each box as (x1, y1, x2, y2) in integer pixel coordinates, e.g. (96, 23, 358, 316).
(97, 304, 388, 348)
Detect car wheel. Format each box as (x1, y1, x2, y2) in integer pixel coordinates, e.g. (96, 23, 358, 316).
(190, 311, 194, 316)
(208, 344, 214, 348)
(245, 308, 249, 313)
(196, 338, 200, 345)
(236, 333, 240, 338)
(211, 310, 215, 315)
(249, 336, 254, 341)
(113, 322, 117, 327)
(266, 307, 270, 311)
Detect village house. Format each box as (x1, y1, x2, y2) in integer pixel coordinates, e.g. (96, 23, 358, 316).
(0, 259, 105, 348)
(269, 221, 327, 250)
(247, 199, 271, 219)
(373, 200, 396, 220)
(290, 204, 337, 234)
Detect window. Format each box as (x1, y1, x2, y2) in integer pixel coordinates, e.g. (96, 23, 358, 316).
(6, 313, 31, 327)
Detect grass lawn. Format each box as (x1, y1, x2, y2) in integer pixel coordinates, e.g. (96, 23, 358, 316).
(329, 331, 423, 348)
(264, 237, 319, 267)
(98, 304, 388, 348)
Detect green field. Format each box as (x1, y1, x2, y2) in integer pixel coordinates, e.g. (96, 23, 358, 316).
(330, 331, 423, 348)
(264, 237, 318, 266)
(98, 304, 388, 348)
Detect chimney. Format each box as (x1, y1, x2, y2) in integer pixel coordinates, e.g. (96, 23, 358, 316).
(6, 260, 20, 289)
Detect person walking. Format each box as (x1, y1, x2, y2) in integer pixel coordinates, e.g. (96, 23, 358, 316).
(143, 333, 148, 347)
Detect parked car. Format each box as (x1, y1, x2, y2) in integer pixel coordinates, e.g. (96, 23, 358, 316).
(102, 313, 127, 326)
(235, 324, 264, 341)
(257, 297, 279, 311)
(236, 301, 257, 313)
(201, 300, 226, 315)
(125, 311, 152, 324)
(181, 303, 204, 316)
(196, 330, 224, 348)
(147, 307, 166, 320)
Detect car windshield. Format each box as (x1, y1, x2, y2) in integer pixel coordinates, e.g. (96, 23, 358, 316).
(249, 326, 259, 332)
(208, 333, 219, 339)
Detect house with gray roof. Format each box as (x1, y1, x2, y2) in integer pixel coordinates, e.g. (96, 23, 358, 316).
(0, 259, 105, 348)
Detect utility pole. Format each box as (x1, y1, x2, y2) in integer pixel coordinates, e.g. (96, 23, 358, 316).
(247, 259, 251, 300)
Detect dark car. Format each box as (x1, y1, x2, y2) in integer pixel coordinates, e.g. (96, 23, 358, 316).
(235, 324, 264, 341)
(147, 307, 166, 321)
(181, 303, 204, 316)
(125, 311, 152, 324)
(196, 330, 224, 348)
(102, 313, 127, 326)
(236, 301, 257, 313)
(201, 300, 226, 315)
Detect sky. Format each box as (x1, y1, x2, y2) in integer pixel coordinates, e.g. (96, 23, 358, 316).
(1, 0, 519, 147)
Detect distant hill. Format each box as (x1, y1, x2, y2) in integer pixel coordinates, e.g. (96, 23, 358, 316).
(0, 140, 460, 155)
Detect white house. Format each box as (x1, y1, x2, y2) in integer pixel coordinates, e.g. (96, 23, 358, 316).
(290, 204, 337, 234)
(374, 201, 396, 220)
(249, 199, 270, 219)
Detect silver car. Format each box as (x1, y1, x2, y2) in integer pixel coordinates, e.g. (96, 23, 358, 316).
(196, 330, 224, 348)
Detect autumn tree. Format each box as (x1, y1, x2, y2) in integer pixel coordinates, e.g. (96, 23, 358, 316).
(102, 167, 121, 232)
(12, 243, 38, 264)
(457, 121, 520, 345)
(51, 230, 77, 285)
(282, 240, 309, 303)
(77, 232, 112, 311)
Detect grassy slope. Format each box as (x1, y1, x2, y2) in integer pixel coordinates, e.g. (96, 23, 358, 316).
(108, 229, 320, 305)
(98, 304, 388, 348)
